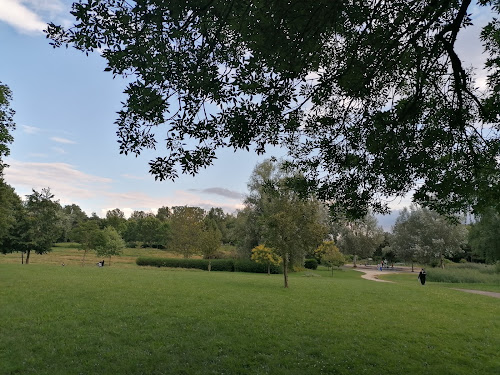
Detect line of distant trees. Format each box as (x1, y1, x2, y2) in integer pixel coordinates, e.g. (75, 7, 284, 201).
(1, 161, 499, 270)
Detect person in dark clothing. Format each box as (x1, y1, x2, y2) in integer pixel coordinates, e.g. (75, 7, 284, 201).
(418, 269, 427, 285)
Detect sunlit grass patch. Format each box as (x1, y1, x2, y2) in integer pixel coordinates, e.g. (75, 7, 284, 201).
(1, 264, 498, 374)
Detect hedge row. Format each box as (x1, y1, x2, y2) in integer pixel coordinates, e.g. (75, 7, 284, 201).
(136, 257, 282, 274)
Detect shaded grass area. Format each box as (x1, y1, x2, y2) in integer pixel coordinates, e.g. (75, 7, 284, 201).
(1, 265, 499, 375)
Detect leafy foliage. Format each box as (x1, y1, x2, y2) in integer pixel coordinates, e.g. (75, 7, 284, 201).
(250, 244, 281, 275)
(95, 226, 125, 265)
(47, 1, 500, 218)
(0, 180, 22, 251)
(336, 213, 384, 267)
(135, 257, 278, 273)
(4, 188, 61, 263)
(304, 259, 318, 270)
(241, 160, 328, 286)
(317, 241, 346, 274)
(468, 207, 500, 263)
(0, 82, 15, 175)
(391, 206, 467, 268)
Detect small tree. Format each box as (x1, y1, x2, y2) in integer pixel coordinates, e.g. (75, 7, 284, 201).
(318, 241, 345, 276)
(251, 244, 281, 275)
(71, 220, 101, 266)
(95, 227, 125, 266)
(200, 219, 222, 272)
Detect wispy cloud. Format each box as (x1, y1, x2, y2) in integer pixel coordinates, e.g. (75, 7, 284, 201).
(51, 146, 66, 154)
(189, 187, 245, 200)
(0, 0, 68, 34)
(3, 160, 112, 202)
(3, 159, 244, 217)
(21, 125, 42, 134)
(51, 136, 76, 144)
(0, 0, 46, 33)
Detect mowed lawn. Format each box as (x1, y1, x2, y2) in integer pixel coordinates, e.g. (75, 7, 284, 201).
(0, 254, 499, 374)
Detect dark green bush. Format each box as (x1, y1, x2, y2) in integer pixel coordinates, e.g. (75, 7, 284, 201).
(234, 260, 282, 274)
(304, 259, 318, 270)
(207, 259, 234, 272)
(136, 257, 208, 270)
(136, 257, 282, 273)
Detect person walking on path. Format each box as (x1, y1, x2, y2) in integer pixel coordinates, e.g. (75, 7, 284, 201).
(418, 269, 427, 285)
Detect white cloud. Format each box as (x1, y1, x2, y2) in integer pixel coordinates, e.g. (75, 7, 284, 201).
(0, 0, 67, 34)
(3, 160, 112, 202)
(21, 125, 42, 134)
(3, 159, 244, 217)
(51, 136, 76, 144)
(0, 0, 47, 34)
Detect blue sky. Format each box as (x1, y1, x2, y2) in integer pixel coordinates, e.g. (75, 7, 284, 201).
(0, 0, 282, 218)
(0, 1, 493, 229)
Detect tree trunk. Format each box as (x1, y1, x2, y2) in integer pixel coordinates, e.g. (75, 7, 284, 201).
(21, 252, 24, 264)
(411, 260, 414, 272)
(109, 255, 112, 267)
(440, 251, 444, 269)
(208, 259, 211, 272)
(267, 263, 270, 275)
(81, 249, 87, 266)
(353, 254, 357, 268)
(283, 255, 289, 288)
(25, 250, 31, 264)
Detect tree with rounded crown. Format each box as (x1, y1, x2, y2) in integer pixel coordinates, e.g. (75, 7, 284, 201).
(95, 226, 125, 266)
(251, 244, 281, 275)
(245, 160, 328, 287)
(199, 218, 222, 272)
(317, 241, 345, 276)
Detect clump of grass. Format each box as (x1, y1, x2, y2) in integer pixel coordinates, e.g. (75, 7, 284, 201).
(427, 266, 500, 284)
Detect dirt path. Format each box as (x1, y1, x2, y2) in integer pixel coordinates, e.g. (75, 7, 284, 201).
(348, 265, 416, 283)
(349, 265, 500, 298)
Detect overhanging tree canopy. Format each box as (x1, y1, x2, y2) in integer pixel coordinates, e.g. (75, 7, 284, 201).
(47, 0, 500, 217)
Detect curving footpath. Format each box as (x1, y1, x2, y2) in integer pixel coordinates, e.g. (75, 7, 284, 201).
(348, 264, 416, 283)
(348, 265, 500, 298)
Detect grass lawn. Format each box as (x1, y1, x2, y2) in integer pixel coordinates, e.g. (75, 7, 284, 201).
(1, 251, 499, 374)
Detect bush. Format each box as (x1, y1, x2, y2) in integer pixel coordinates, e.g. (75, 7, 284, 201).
(136, 257, 281, 273)
(234, 260, 282, 274)
(208, 259, 235, 272)
(304, 259, 318, 270)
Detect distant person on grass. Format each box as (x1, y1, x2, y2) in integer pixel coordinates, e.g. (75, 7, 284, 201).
(418, 269, 427, 285)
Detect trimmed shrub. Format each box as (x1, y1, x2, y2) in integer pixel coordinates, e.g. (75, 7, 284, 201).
(207, 259, 235, 272)
(304, 258, 318, 270)
(234, 259, 282, 274)
(136, 257, 208, 270)
(136, 257, 283, 273)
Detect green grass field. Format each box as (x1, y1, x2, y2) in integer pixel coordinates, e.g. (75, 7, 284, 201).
(1, 248, 499, 374)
